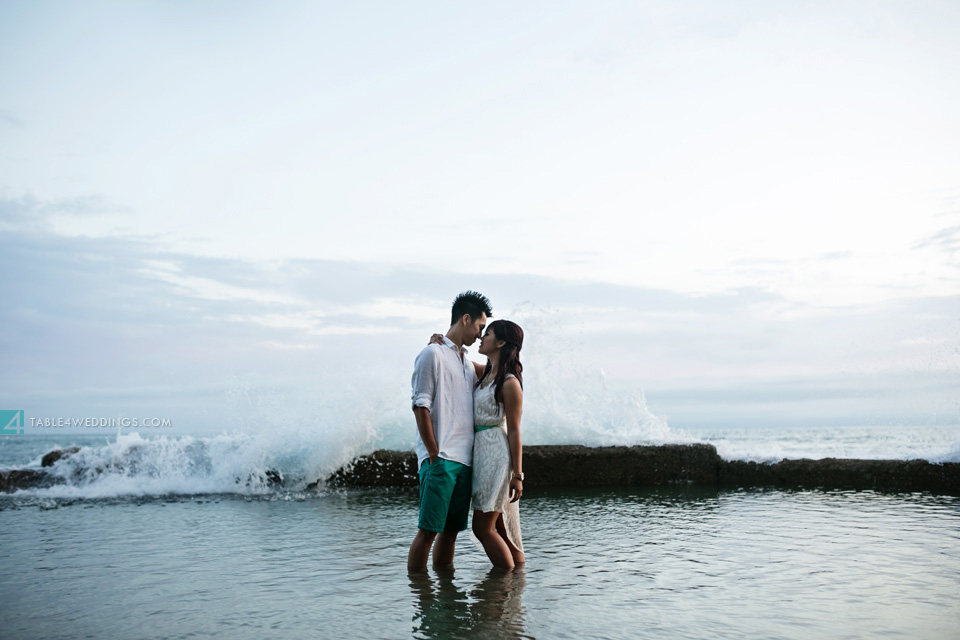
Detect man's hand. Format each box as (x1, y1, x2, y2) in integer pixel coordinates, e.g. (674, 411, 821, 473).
(413, 405, 440, 465)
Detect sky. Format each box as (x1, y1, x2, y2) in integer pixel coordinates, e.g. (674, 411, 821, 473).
(1, 1, 958, 436)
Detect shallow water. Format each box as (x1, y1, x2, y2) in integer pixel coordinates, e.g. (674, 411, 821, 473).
(1, 487, 957, 639)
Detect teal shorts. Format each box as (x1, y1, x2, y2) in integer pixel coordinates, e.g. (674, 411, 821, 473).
(417, 457, 472, 533)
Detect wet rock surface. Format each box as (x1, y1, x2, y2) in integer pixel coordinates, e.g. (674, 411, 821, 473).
(325, 445, 960, 495)
(521, 444, 721, 487)
(0, 447, 83, 493)
(0, 469, 61, 493)
(41, 446, 81, 467)
(3, 446, 958, 495)
(720, 457, 960, 493)
(324, 450, 420, 488)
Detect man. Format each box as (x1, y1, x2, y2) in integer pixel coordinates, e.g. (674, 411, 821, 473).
(407, 290, 493, 570)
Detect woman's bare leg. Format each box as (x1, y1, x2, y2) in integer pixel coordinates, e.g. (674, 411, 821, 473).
(473, 510, 514, 570)
(495, 513, 525, 565)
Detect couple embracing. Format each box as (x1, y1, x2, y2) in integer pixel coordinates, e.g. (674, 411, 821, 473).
(407, 291, 525, 571)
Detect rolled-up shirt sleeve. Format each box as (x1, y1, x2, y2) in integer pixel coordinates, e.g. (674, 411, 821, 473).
(411, 347, 439, 410)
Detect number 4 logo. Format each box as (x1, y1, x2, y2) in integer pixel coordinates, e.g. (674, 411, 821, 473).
(1, 410, 25, 435)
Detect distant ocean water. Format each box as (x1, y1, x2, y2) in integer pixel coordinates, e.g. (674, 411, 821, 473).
(687, 424, 960, 464)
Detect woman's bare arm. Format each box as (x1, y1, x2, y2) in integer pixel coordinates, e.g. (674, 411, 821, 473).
(502, 377, 523, 502)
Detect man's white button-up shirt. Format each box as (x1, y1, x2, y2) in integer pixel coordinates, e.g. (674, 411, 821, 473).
(411, 336, 477, 470)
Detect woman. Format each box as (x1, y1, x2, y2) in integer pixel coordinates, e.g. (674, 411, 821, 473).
(431, 320, 525, 569)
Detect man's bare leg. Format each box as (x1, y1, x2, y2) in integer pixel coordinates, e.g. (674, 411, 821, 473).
(408, 529, 438, 571)
(432, 530, 459, 568)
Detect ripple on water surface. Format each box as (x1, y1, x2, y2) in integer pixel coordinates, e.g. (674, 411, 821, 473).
(0, 487, 958, 639)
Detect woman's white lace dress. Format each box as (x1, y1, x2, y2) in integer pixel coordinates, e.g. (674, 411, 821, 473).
(472, 373, 523, 552)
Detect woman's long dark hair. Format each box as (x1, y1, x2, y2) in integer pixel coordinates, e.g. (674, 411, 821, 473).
(479, 320, 524, 404)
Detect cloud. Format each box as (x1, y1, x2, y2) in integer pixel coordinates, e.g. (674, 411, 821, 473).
(819, 251, 853, 260)
(0, 109, 25, 128)
(641, 370, 960, 428)
(901, 337, 947, 346)
(0, 194, 127, 232)
(2, 222, 956, 432)
(914, 224, 960, 258)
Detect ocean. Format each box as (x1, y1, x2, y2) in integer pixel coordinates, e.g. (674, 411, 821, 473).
(1, 424, 958, 639)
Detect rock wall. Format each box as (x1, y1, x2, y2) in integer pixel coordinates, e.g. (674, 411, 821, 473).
(719, 457, 960, 493)
(5, 445, 959, 495)
(326, 445, 960, 495)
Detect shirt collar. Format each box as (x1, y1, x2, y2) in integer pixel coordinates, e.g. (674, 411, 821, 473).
(442, 336, 466, 357)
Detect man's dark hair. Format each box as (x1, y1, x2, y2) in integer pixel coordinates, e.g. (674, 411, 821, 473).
(450, 290, 493, 326)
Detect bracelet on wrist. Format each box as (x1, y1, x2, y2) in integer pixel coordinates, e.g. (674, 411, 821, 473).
(511, 472, 524, 481)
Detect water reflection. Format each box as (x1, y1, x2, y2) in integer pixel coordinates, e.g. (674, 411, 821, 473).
(409, 569, 470, 638)
(409, 568, 528, 639)
(469, 568, 528, 638)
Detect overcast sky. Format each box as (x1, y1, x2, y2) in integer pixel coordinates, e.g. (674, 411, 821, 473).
(1, 1, 957, 436)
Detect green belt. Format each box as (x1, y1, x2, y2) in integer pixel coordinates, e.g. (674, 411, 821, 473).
(474, 424, 503, 433)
